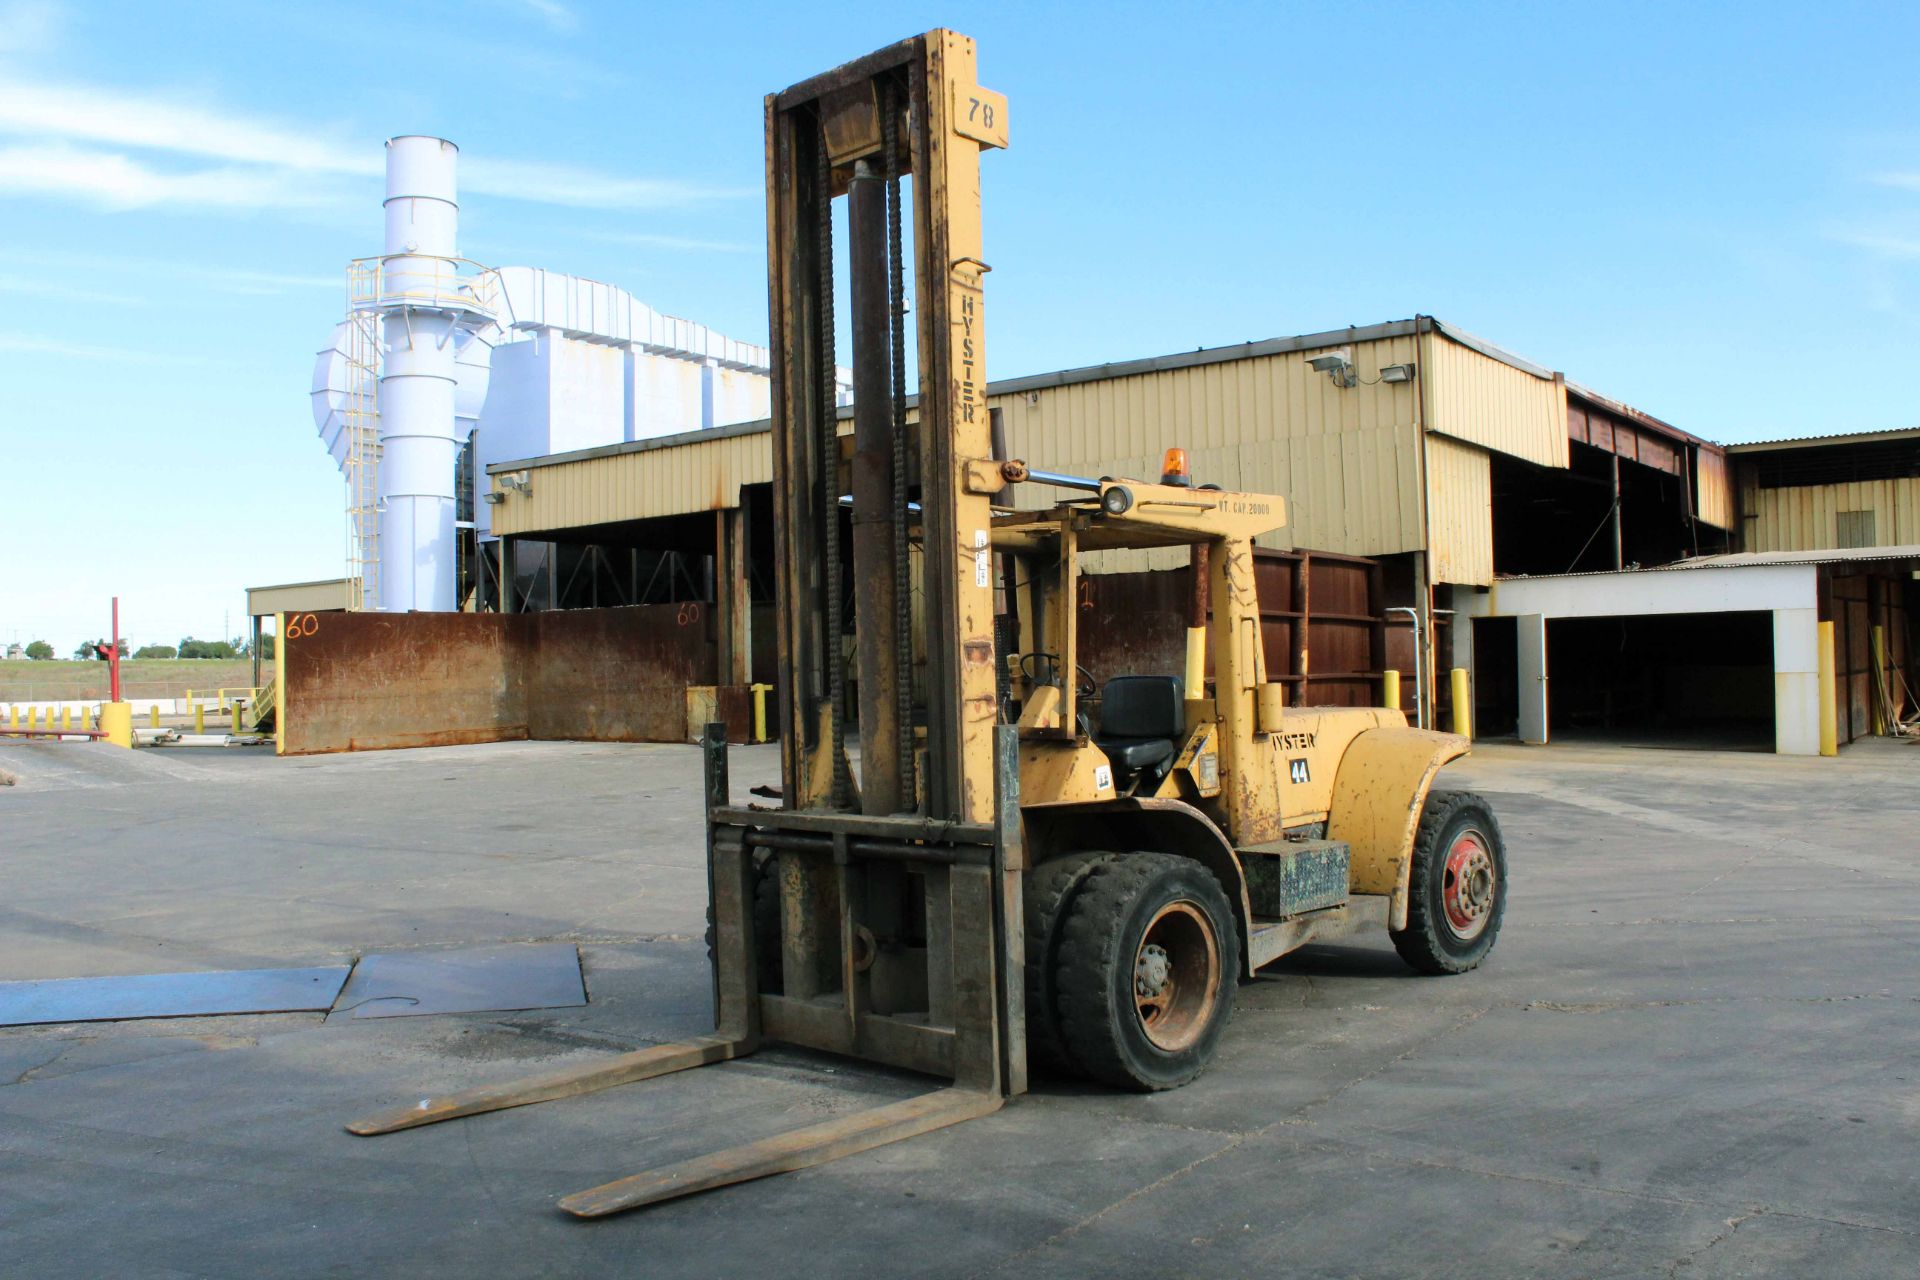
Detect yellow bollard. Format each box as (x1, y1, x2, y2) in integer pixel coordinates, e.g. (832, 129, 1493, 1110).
(149, 705, 161, 728)
(7, 704, 16, 729)
(99, 702, 133, 749)
(751, 683, 771, 743)
(1450, 667, 1472, 739)
(1817, 620, 1838, 757)
(60, 706, 71, 732)
(194, 703, 205, 734)
(232, 704, 242, 734)
(1382, 668, 1401, 713)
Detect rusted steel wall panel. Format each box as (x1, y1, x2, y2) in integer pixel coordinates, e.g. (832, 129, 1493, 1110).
(1075, 570, 1191, 683)
(280, 612, 532, 756)
(1695, 445, 1733, 530)
(1075, 552, 1384, 709)
(530, 605, 716, 743)
(281, 605, 726, 754)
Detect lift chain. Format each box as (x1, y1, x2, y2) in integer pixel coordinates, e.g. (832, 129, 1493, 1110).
(817, 117, 850, 808)
(883, 77, 916, 810)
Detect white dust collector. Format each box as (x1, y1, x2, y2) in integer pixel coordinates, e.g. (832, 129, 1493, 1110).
(377, 136, 489, 613)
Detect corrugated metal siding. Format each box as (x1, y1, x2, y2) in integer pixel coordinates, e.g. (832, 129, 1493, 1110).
(493, 328, 1569, 582)
(1695, 445, 1733, 529)
(1420, 330, 1568, 469)
(490, 430, 773, 535)
(988, 334, 1426, 571)
(1423, 435, 1493, 585)
(1742, 477, 1920, 552)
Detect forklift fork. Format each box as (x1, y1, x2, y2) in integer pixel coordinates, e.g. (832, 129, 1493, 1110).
(345, 724, 1024, 1218)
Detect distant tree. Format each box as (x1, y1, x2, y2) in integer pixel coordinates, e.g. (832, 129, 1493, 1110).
(133, 644, 177, 659)
(252, 634, 276, 659)
(177, 637, 239, 660)
(72, 637, 127, 660)
(24, 640, 53, 660)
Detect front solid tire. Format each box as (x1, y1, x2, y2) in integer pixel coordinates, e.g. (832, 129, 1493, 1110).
(1053, 853, 1239, 1091)
(1391, 790, 1507, 975)
(1023, 852, 1124, 1075)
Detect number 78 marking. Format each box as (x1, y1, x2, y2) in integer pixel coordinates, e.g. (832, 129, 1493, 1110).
(951, 83, 1009, 150)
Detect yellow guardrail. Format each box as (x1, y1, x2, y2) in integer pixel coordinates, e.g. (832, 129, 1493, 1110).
(183, 686, 266, 711)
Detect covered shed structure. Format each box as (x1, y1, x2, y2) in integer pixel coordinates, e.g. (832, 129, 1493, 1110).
(480, 315, 1738, 734)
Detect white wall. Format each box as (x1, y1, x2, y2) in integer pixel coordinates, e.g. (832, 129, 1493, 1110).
(1771, 608, 1821, 756)
(547, 336, 626, 454)
(628, 352, 704, 441)
(1458, 565, 1824, 756)
(470, 336, 553, 539)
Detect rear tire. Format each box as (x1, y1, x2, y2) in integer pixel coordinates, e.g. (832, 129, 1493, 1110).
(1053, 853, 1239, 1091)
(1023, 852, 1123, 1074)
(1391, 790, 1507, 975)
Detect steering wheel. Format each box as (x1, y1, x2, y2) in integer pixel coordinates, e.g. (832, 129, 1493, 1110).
(1017, 653, 1098, 702)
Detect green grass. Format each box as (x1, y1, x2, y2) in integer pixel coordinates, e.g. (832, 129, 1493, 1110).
(0, 658, 260, 702)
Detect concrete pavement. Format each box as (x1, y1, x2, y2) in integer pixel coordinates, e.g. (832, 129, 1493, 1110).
(1, 735, 1915, 1277)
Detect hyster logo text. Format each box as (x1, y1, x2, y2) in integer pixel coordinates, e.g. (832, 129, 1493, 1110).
(1276, 731, 1317, 751)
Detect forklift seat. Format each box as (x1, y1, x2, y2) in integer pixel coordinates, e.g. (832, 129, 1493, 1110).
(1096, 676, 1184, 783)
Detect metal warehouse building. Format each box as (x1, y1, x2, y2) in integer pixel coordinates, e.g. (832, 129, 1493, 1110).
(474, 315, 1914, 756)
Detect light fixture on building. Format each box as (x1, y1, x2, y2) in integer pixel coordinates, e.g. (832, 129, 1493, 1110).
(497, 472, 534, 497)
(1380, 362, 1416, 383)
(1305, 348, 1356, 388)
(483, 491, 506, 505)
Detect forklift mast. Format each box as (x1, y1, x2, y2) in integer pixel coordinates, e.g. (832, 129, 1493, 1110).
(768, 29, 1008, 823)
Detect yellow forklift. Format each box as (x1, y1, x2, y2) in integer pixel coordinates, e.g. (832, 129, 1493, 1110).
(345, 28, 1506, 1216)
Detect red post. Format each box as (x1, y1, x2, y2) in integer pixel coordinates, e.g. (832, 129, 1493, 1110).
(107, 596, 122, 702)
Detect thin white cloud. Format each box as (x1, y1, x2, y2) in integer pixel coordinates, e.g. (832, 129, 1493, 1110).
(518, 0, 578, 33)
(0, 248, 342, 299)
(0, 141, 347, 211)
(205, 268, 342, 293)
(0, 272, 148, 307)
(1869, 171, 1920, 194)
(1828, 229, 1920, 261)
(0, 331, 177, 363)
(0, 0, 63, 57)
(463, 156, 751, 210)
(0, 81, 374, 176)
(585, 229, 758, 253)
(0, 78, 744, 212)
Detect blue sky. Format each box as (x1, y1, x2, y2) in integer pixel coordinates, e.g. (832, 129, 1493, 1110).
(3, 0, 1918, 652)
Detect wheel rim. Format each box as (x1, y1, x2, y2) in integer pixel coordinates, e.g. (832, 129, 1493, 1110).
(1132, 900, 1220, 1052)
(1441, 827, 1497, 941)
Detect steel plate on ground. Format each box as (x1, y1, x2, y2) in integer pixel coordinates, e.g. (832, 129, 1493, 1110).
(329, 943, 587, 1020)
(0, 966, 351, 1027)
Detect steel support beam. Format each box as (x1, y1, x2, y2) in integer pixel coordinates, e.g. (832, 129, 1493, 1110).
(847, 158, 904, 814)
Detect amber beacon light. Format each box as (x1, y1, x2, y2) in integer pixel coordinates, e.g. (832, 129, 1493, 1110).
(1160, 447, 1192, 486)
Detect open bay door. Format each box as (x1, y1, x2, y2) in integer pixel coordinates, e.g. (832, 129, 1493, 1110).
(1517, 613, 1548, 745)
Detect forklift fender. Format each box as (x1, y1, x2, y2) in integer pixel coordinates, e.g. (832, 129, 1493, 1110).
(1326, 727, 1468, 931)
(1022, 798, 1257, 976)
